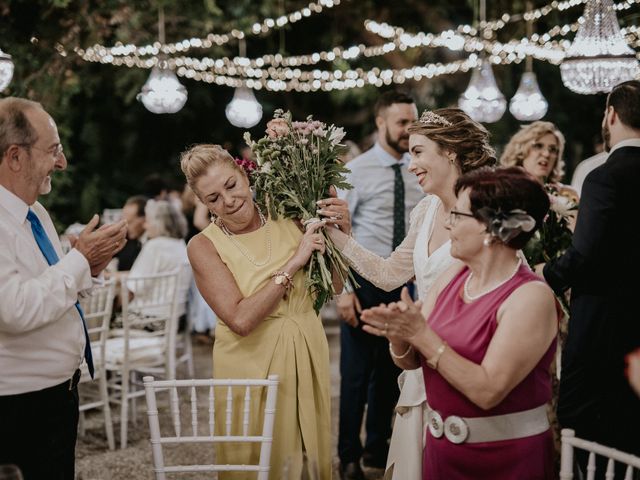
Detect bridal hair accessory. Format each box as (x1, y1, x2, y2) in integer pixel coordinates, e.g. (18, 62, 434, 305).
(419, 110, 453, 128)
(476, 207, 536, 244)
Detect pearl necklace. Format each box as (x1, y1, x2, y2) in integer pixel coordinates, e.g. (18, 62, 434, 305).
(216, 207, 272, 267)
(463, 258, 522, 301)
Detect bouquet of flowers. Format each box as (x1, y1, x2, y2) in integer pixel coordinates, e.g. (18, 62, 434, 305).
(523, 183, 578, 268)
(244, 110, 358, 313)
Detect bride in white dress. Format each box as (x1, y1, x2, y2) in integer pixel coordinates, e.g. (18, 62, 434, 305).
(320, 108, 497, 479)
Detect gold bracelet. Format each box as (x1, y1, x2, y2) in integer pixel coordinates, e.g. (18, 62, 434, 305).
(389, 343, 413, 359)
(426, 342, 447, 370)
(271, 271, 294, 290)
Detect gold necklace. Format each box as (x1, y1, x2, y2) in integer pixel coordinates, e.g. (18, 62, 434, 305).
(216, 207, 272, 267)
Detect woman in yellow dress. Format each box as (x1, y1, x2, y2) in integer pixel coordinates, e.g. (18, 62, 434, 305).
(180, 144, 337, 479)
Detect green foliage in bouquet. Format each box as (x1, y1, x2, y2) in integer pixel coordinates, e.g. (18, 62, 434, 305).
(244, 110, 358, 313)
(523, 183, 578, 269)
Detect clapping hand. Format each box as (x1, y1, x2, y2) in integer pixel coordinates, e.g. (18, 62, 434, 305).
(360, 287, 426, 343)
(74, 214, 127, 276)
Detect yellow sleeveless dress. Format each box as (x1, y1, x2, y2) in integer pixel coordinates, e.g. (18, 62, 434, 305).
(201, 217, 332, 479)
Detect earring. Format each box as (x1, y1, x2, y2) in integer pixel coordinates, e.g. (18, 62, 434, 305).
(209, 212, 217, 223)
(483, 236, 492, 247)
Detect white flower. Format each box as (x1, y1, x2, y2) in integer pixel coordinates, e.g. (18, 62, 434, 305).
(329, 127, 346, 146)
(550, 194, 576, 218)
(260, 161, 272, 174)
(312, 127, 327, 138)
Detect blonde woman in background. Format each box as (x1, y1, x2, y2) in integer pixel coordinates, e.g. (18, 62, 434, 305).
(500, 121, 579, 203)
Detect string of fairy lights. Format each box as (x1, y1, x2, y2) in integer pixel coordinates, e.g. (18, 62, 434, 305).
(67, 0, 640, 94)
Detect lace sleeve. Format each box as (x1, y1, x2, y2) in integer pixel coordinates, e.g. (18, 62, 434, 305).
(341, 196, 432, 291)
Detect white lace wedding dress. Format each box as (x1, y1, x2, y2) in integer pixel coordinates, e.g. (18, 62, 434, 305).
(341, 195, 456, 480)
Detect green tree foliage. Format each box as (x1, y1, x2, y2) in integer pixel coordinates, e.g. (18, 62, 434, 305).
(1, 0, 629, 230)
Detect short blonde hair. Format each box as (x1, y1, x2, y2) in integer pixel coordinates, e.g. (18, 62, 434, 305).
(179, 144, 242, 195)
(500, 121, 566, 183)
(407, 108, 497, 173)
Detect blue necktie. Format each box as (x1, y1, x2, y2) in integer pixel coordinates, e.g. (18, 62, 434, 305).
(26, 209, 94, 379)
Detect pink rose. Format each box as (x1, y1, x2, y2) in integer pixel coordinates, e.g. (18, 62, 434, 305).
(266, 118, 290, 139)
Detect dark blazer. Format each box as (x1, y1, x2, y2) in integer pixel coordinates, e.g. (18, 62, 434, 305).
(544, 144, 640, 454)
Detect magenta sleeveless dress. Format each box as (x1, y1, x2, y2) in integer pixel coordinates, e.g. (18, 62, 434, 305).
(421, 265, 556, 480)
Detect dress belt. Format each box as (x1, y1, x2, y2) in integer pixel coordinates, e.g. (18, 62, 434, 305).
(426, 403, 549, 444)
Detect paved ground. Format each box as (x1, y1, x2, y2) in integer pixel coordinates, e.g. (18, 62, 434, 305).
(75, 306, 385, 479)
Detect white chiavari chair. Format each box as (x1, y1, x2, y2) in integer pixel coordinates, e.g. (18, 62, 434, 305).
(77, 280, 116, 450)
(143, 375, 279, 480)
(560, 428, 640, 480)
(105, 270, 181, 448)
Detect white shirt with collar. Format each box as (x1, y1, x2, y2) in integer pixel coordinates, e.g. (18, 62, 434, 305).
(607, 138, 640, 155)
(338, 142, 424, 258)
(0, 185, 92, 395)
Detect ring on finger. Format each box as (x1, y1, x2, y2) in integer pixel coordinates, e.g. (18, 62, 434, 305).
(335, 213, 343, 220)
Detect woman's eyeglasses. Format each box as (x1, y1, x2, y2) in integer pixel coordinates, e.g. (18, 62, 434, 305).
(447, 210, 475, 227)
(531, 142, 559, 155)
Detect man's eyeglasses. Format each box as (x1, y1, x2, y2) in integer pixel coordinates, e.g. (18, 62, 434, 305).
(531, 142, 559, 155)
(18, 143, 64, 157)
(447, 210, 475, 227)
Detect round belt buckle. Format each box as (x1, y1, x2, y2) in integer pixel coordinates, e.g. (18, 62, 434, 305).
(444, 415, 469, 444)
(427, 410, 444, 439)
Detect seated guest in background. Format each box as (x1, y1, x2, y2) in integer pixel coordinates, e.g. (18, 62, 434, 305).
(0, 97, 126, 479)
(115, 195, 147, 271)
(361, 167, 559, 480)
(127, 199, 191, 317)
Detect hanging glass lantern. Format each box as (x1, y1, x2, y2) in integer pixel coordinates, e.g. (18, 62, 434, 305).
(509, 71, 549, 121)
(225, 86, 263, 128)
(560, 0, 639, 94)
(0, 48, 15, 92)
(459, 59, 507, 123)
(137, 67, 188, 114)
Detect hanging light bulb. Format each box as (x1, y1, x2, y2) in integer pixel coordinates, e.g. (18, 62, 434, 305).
(0, 48, 15, 92)
(137, 67, 188, 114)
(136, 5, 188, 114)
(459, 58, 507, 123)
(560, 0, 639, 94)
(225, 86, 263, 128)
(225, 39, 262, 128)
(509, 4, 549, 121)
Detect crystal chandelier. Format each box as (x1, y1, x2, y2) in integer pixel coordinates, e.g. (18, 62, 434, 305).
(137, 66, 188, 114)
(459, 58, 507, 123)
(509, 72, 548, 121)
(225, 86, 263, 128)
(136, 6, 188, 114)
(458, 0, 506, 123)
(509, 6, 549, 122)
(0, 48, 14, 92)
(560, 0, 639, 94)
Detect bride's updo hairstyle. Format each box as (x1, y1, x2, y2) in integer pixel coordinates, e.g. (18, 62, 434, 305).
(180, 144, 244, 196)
(408, 108, 497, 173)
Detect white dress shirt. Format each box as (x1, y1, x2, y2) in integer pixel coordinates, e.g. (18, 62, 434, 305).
(338, 143, 424, 258)
(0, 185, 92, 395)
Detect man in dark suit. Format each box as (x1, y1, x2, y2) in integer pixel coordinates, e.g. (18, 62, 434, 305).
(544, 80, 640, 476)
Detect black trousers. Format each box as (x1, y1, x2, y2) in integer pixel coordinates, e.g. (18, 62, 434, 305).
(338, 272, 403, 466)
(0, 373, 80, 480)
